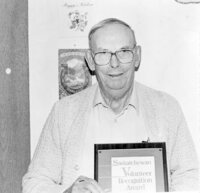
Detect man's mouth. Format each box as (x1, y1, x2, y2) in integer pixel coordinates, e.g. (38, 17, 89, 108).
(108, 73, 124, 78)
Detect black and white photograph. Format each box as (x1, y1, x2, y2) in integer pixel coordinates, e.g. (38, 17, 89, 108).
(0, 0, 200, 193)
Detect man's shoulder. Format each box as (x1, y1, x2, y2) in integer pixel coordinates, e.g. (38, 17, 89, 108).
(135, 82, 184, 131)
(54, 84, 97, 111)
(135, 81, 180, 109)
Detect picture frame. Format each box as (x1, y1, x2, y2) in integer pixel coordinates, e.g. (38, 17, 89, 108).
(58, 49, 92, 98)
(94, 142, 169, 192)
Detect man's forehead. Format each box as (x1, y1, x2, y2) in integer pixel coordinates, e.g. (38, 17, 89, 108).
(90, 23, 136, 49)
(93, 23, 133, 37)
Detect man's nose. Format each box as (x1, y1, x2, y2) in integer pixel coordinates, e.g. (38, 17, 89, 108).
(110, 54, 120, 68)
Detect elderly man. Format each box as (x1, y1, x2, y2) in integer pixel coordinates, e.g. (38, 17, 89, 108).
(22, 18, 199, 193)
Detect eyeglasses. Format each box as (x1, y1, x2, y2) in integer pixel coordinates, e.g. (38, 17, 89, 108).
(92, 48, 136, 66)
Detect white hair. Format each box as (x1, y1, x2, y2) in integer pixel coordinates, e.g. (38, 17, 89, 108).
(88, 18, 136, 49)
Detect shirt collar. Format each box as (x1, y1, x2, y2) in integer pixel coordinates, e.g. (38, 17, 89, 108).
(93, 83, 139, 114)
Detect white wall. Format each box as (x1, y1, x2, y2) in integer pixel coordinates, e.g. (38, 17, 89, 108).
(29, 0, 200, 165)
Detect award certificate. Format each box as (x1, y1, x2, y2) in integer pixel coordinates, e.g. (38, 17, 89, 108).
(94, 143, 168, 193)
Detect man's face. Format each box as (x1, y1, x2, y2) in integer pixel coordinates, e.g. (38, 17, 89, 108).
(90, 23, 141, 100)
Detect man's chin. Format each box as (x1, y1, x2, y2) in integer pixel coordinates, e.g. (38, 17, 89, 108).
(106, 88, 127, 100)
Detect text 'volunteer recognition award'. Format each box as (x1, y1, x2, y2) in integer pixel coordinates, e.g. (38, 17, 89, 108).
(94, 143, 168, 193)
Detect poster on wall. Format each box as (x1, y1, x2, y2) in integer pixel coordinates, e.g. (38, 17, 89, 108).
(59, 49, 92, 99)
(59, 0, 95, 38)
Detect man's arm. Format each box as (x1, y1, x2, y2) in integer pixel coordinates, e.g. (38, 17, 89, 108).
(22, 103, 69, 193)
(169, 102, 199, 191)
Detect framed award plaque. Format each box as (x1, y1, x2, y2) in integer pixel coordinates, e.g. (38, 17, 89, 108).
(94, 142, 168, 193)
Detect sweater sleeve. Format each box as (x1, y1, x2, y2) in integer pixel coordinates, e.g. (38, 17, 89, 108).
(22, 103, 69, 193)
(169, 101, 199, 191)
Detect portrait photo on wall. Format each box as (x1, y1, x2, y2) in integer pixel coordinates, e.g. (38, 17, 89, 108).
(59, 49, 92, 99)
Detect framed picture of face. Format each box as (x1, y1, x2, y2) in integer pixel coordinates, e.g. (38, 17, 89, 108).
(94, 142, 169, 193)
(59, 49, 92, 98)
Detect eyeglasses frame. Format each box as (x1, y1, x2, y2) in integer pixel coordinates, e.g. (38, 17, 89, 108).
(91, 45, 137, 66)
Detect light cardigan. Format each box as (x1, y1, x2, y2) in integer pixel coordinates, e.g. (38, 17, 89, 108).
(22, 82, 199, 193)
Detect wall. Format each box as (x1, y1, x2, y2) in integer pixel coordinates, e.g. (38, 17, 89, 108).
(0, 0, 29, 192)
(29, 0, 200, 166)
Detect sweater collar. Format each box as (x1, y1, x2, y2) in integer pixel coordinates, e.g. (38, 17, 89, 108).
(93, 83, 139, 114)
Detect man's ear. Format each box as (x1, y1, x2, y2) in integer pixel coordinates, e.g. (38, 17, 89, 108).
(134, 45, 141, 71)
(85, 49, 95, 71)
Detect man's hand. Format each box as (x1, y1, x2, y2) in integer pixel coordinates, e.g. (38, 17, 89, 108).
(64, 176, 106, 193)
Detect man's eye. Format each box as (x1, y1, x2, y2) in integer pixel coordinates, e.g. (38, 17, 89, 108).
(96, 52, 110, 57)
(121, 50, 129, 53)
(118, 50, 130, 55)
(100, 52, 108, 55)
